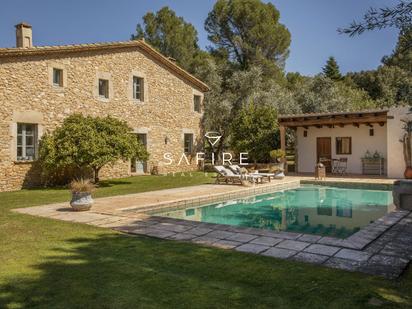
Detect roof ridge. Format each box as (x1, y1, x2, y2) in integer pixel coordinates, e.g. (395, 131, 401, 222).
(0, 39, 209, 92)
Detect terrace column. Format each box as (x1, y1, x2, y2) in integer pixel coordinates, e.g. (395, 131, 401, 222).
(279, 125, 287, 173)
(279, 125, 286, 153)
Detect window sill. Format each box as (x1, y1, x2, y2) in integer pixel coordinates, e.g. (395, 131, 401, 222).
(14, 160, 36, 164)
(130, 172, 149, 175)
(97, 97, 110, 103)
(132, 99, 145, 105)
(52, 85, 65, 91)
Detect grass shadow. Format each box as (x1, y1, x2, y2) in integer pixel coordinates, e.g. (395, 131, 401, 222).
(1, 231, 411, 308)
(97, 180, 133, 188)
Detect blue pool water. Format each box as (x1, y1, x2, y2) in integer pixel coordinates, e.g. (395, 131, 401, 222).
(154, 185, 394, 238)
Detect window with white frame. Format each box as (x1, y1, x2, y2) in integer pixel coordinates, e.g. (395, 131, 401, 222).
(184, 133, 194, 154)
(98, 79, 109, 98)
(133, 76, 144, 101)
(194, 95, 201, 113)
(52, 68, 63, 87)
(17, 123, 38, 161)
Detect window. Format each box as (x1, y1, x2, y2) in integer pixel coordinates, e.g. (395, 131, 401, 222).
(185, 209, 195, 216)
(133, 76, 144, 101)
(369, 128, 374, 136)
(336, 137, 351, 155)
(98, 79, 109, 98)
(194, 95, 201, 113)
(52, 68, 63, 87)
(303, 130, 308, 137)
(17, 123, 37, 161)
(336, 200, 353, 218)
(184, 133, 194, 154)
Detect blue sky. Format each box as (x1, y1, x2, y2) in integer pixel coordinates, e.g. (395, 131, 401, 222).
(0, 0, 400, 75)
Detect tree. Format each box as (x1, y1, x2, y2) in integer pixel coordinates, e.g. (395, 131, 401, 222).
(205, 0, 291, 75)
(346, 66, 412, 107)
(293, 75, 376, 113)
(131, 6, 203, 73)
(338, 0, 412, 36)
(40, 114, 148, 183)
(322, 57, 342, 81)
(230, 101, 278, 163)
(382, 27, 412, 72)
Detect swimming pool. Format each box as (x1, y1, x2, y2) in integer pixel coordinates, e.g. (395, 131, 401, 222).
(153, 185, 394, 238)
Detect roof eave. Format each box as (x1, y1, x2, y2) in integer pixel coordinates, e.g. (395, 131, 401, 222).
(0, 40, 210, 92)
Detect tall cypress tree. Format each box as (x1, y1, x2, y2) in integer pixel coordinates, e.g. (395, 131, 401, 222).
(322, 56, 342, 81)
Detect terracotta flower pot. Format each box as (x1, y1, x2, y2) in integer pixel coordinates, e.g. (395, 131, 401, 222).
(70, 191, 93, 211)
(404, 167, 412, 179)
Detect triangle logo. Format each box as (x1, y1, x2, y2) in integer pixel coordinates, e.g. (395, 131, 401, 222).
(205, 131, 222, 146)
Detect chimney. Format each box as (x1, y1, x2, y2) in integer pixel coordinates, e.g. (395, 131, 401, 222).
(15, 22, 32, 48)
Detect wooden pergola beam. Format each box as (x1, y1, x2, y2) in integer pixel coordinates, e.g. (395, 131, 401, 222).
(279, 115, 388, 128)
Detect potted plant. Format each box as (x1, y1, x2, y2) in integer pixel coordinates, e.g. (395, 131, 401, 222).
(69, 179, 95, 211)
(401, 113, 412, 178)
(269, 149, 286, 163)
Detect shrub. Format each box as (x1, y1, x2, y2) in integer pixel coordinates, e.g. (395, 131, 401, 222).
(69, 179, 95, 193)
(40, 114, 149, 183)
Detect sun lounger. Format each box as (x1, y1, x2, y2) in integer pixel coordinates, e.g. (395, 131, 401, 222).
(214, 166, 263, 184)
(229, 164, 285, 181)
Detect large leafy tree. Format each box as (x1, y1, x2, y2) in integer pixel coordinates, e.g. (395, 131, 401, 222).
(203, 66, 300, 157)
(341, 14, 412, 107)
(131, 6, 204, 73)
(338, 0, 412, 36)
(322, 56, 342, 81)
(382, 27, 412, 72)
(40, 114, 148, 183)
(293, 75, 376, 113)
(346, 65, 412, 106)
(230, 101, 278, 163)
(205, 0, 291, 76)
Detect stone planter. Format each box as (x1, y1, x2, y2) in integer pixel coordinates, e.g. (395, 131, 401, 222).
(404, 167, 412, 179)
(70, 191, 93, 211)
(393, 180, 412, 210)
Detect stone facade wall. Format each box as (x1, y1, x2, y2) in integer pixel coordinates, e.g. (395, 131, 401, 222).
(0, 46, 205, 191)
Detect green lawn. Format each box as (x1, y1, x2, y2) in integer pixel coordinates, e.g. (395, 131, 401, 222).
(0, 172, 411, 308)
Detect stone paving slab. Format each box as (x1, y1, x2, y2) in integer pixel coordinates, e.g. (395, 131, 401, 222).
(317, 237, 344, 247)
(276, 240, 310, 251)
(304, 244, 341, 256)
(335, 249, 372, 262)
(155, 222, 193, 233)
(227, 233, 258, 243)
(261, 247, 297, 259)
(207, 230, 237, 240)
(298, 234, 322, 243)
(292, 252, 329, 265)
(185, 226, 214, 236)
(191, 236, 219, 245)
(168, 233, 197, 241)
(235, 243, 270, 254)
(324, 257, 365, 272)
(250, 236, 283, 246)
(88, 216, 127, 227)
(212, 239, 243, 249)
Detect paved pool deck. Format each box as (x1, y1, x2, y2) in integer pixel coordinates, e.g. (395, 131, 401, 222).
(14, 175, 411, 279)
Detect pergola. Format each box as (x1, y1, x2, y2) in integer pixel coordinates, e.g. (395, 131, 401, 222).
(277, 109, 390, 153)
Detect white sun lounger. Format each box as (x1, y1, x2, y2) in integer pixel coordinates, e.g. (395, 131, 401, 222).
(214, 166, 263, 184)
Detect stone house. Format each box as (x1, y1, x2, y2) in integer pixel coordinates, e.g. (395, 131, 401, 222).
(0, 23, 209, 192)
